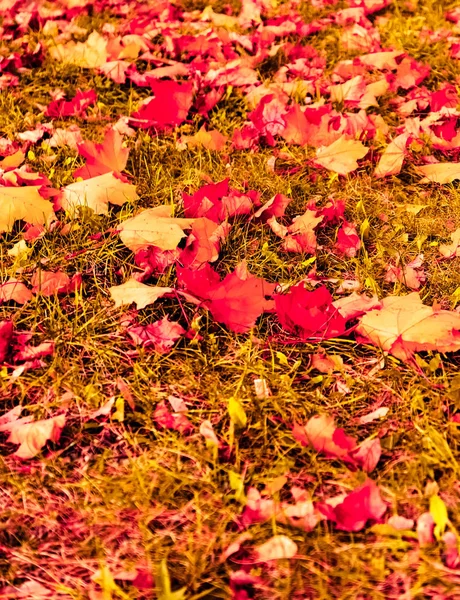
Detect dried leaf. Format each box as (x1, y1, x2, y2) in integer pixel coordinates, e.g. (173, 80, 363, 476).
(316, 136, 368, 175)
(109, 279, 174, 309)
(118, 206, 195, 252)
(4, 414, 65, 459)
(63, 172, 138, 215)
(356, 292, 460, 360)
(0, 186, 54, 233)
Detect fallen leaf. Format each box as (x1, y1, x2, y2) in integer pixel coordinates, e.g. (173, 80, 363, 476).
(253, 193, 293, 220)
(282, 210, 323, 254)
(7, 239, 31, 260)
(255, 535, 298, 561)
(296, 414, 355, 460)
(316, 136, 368, 175)
(275, 284, 347, 339)
(179, 218, 230, 269)
(14, 341, 54, 362)
(62, 172, 138, 215)
(333, 292, 381, 321)
(293, 413, 381, 472)
(439, 228, 460, 258)
(417, 512, 435, 545)
(374, 133, 410, 178)
(46, 89, 97, 118)
(415, 163, 460, 184)
(109, 279, 174, 309)
(74, 128, 130, 179)
(335, 221, 361, 257)
(0, 186, 55, 233)
(0, 278, 32, 304)
(154, 401, 192, 434)
(359, 407, 389, 424)
(31, 270, 71, 296)
(126, 316, 185, 352)
(254, 378, 271, 398)
(129, 80, 193, 130)
(118, 206, 195, 252)
(0, 321, 13, 362)
(179, 127, 227, 151)
(3, 414, 66, 459)
(99, 60, 132, 84)
(9, 580, 52, 598)
(200, 420, 220, 446)
(387, 515, 414, 530)
(183, 179, 255, 223)
(385, 255, 426, 290)
(322, 479, 387, 532)
(356, 292, 460, 360)
(49, 31, 108, 69)
(443, 532, 460, 569)
(177, 262, 276, 333)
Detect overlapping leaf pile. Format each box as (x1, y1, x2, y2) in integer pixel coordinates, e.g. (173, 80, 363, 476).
(2, 0, 460, 596)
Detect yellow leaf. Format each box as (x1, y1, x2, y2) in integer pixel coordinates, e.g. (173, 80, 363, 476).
(62, 172, 138, 215)
(112, 397, 124, 422)
(0, 186, 55, 233)
(430, 494, 449, 540)
(360, 218, 370, 239)
(108, 279, 174, 309)
(316, 135, 368, 175)
(229, 470, 246, 503)
(276, 351, 289, 366)
(118, 206, 195, 252)
(228, 397, 247, 428)
(356, 293, 460, 360)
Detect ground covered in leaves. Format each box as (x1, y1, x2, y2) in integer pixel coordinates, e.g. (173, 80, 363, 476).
(2, 0, 460, 597)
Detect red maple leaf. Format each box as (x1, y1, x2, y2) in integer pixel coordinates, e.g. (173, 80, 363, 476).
(179, 218, 230, 269)
(335, 221, 361, 257)
(293, 414, 381, 472)
(129, 80, 193, 130)
(153, 401, 192, 434)
(45, 89, 97, 118)
(0, 320, 13, 363)
(127, 316, 185, 353)
(182, 179, 257, 223)
(177, 262, 276, 333)
(275, 284, 347, 339)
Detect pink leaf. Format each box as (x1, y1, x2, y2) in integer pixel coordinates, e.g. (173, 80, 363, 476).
(0, 278, 32, 304)
(3, 414, 65, 459)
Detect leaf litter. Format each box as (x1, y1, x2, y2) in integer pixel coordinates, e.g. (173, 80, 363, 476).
(1, 0, 460, 597)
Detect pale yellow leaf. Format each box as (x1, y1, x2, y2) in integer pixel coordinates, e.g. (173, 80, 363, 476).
(49, 31, 108, 69)
(356, 292, 460, 360)
(109, 278, 173, 309)
(316, 136, 368, 175)
(0, 186, 55, 233)
(118, 206, 195, 252)
(62, 172, 138, 215)
(374, 133, 409, 178)
(255, 535, 298, 561)
(415, 163, 460, 184)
